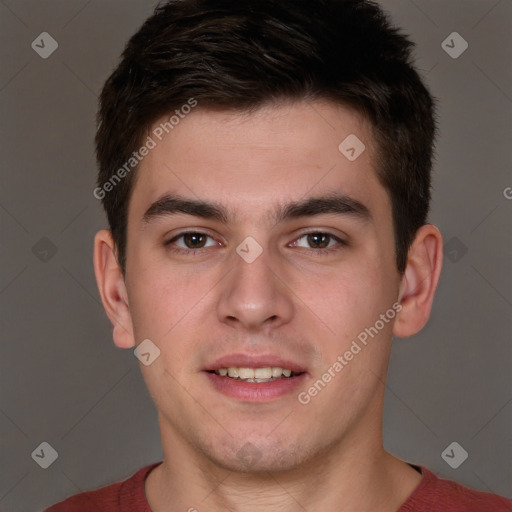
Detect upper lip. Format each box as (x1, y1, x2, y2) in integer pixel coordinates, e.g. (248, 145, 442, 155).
(205, 354, 307, 373)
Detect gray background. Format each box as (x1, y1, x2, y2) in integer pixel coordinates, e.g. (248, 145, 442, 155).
(0, 1, 510, 510)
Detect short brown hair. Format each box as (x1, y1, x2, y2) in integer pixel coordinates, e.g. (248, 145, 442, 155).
(95, 0, 436, 274)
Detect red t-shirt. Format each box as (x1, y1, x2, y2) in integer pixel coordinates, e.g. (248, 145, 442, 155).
(44, 463, 512, 511)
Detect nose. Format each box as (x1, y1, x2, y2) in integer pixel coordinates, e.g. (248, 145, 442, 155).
(216, 244, 295, 332)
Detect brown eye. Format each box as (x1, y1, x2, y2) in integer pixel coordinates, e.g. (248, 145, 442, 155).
(167, 232, 218, 252)
(295, 232, 337, 249)
(292, 232, 346, 254)
(307, 233, 330, 249)
(182, 233, 207, 248)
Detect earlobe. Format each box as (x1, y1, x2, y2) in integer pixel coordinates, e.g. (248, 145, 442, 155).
(93, 229, 135, 349)
(393, 224, 443, 338)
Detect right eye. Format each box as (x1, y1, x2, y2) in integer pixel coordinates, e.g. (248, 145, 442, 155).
(165, 232, 220, 254)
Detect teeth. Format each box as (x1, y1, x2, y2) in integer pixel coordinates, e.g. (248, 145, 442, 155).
(271, 367, 282, 378)
(227, 367, 239, 378)
(238, 367, 256, 379)
(215, 366, 297, 380)
(254, 367, 272, 379)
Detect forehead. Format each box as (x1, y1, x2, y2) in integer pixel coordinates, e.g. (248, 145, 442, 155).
(128, 100, 390, 225)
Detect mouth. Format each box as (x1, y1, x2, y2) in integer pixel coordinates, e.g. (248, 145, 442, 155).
(203, 355, 307, 401)
(207, 366, 305, 383)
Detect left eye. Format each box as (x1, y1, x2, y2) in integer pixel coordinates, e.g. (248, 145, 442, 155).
(170, 232, 218, 249)
(294, 232, 340, 249)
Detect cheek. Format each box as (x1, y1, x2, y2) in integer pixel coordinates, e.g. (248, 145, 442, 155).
(126, 262, 200, 343)
(292, 260, 392, 332)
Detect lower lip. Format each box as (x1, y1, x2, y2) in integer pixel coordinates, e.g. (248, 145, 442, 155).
(204, 371, 307, 402)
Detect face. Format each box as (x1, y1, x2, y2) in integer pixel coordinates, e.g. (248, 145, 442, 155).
(122, 101, 403, 472)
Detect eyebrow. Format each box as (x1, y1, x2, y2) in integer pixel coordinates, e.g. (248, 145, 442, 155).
(142, 193, 371, 225)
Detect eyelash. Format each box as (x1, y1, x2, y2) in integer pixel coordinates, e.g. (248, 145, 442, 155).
(164, 231, 347, 257)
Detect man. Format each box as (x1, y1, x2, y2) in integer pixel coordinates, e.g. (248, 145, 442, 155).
(46, 0, 512, 510)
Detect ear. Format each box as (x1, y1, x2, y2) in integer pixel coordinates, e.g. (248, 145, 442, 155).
(393, 224, 443, 338)
(93, 229, 135, 349)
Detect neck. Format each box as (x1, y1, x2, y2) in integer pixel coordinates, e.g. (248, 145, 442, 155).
(145, 413, 421, 512)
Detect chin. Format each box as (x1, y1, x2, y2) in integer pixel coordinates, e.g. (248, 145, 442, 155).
(202, 433, 308, 474)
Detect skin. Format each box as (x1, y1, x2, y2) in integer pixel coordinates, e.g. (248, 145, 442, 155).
(94, 100, 443, 511)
